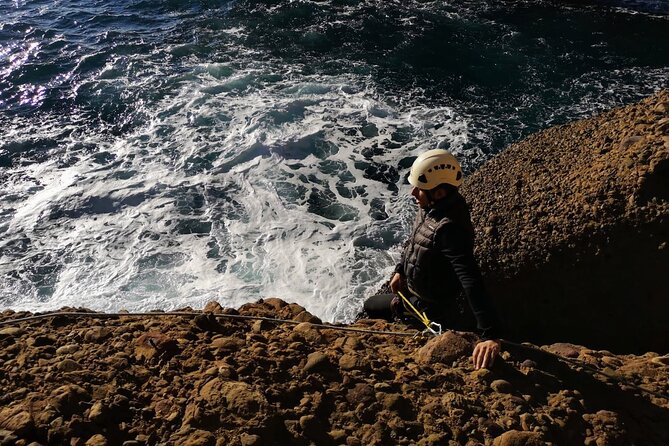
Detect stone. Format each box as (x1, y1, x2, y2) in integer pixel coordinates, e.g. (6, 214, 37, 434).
(199, 379, 266, 417)
(519, 413, 536, 431)
(88, 401, 106, 423)
(174, 428, 216, 446)
(49, 385, 91, 416)
(472, 368, 493, 382)
(546, 343, 581, 358)
(649, 355, 669, 366)
(203, 301, 224, 314)
(658, 117, 669, 135)
(210, 337, 245, 350)
(417, 433, 448, 446)
(654, 102, 669, 114)
(490, 379, 513, 394)
(57, 359, 82, 372)
(303, 352, 332, 374)
(84, 434, 108, 446)
(338, 353, 369, 372)
(263, 298, 287, 310)
(31, 335, 56, 347)
(346, 383, 375, 406)
(381, 393, 412, 418)
(299, 415, 323, 439)
(239, 433, 262, 446)
(292, 323, 323, 343)
(492, 430, 545, 446)
(414, 332, 473, 365)
(134, 332, 179, 360)
(0, 327, 25, 338)
(0, 429, 17, 445)
(0, 406, 33, 435)
(520, 360, 537, 369)
(293, 311, 322, 324)
(329, 429, 346, 442)
(84, 327, 112, 343)
(251, 320, 272, 333)
(56, 344, 80, 355)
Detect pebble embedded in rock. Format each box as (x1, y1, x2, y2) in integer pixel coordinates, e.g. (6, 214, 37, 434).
(84, 327, 112, 343)
(490, 379, 513, 394)
(239, 433, 262, 446)
(303, 351, 331, 374)
(472, 368, 493, 382)
(57, 359, 82, 372)
(492, 430, 545, 446)
(88, 401, 105, 423)
(0, 406, 33, 435)
(84, 434, 108, 446)
(0, 327, 25, 338)
(203, 301, 224, 314)
(56, 344, 80, 355)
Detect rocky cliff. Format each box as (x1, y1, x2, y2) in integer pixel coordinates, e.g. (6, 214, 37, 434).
(0, 300, 668, 446)
(461, 90, 669, 353)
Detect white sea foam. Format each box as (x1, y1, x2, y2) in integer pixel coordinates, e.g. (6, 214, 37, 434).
(0, 55, 473, 322)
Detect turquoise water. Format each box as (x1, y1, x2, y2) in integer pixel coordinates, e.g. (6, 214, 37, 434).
(1, 0, 668, 320)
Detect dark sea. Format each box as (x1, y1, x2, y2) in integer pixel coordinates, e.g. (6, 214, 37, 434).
(1, 0, 668, 320)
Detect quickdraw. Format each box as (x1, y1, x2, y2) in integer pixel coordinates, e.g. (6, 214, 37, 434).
(397, 291, 442, 337)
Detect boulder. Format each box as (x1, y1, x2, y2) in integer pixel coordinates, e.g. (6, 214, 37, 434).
(414, 332, 473, 365)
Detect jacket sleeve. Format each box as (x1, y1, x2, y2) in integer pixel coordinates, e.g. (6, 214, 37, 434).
(437, 223, 502, 340)
(394, 236, 411, 276)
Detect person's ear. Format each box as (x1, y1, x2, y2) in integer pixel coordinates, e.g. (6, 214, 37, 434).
(431, 187, 447, 201)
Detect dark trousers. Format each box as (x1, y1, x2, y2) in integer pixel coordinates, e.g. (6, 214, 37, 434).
(363, 292, 476, 332)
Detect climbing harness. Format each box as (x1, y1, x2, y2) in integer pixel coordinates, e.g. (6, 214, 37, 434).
(397, 291, 442, 337)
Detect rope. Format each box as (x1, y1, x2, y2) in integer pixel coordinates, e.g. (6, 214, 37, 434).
(397, 291, 442, 336)
(0, 310, 420, 337)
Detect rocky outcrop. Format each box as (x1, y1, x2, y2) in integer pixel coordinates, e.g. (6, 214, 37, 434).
(1, 301, 668, 445)
(461, 90, 669, 353)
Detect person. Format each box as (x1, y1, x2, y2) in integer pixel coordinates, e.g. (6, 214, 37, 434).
(364, 149, 502, 370)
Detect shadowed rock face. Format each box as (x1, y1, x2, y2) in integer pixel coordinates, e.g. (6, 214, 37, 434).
(461, 90, 669, 354)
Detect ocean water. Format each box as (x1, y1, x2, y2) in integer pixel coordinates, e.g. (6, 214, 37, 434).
(1, 0, 668, 321)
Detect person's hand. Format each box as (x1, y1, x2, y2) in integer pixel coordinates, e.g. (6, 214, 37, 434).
(472, 339, 501, 370)
(390, 295, 401, 317)
(389, 272, 405, 293)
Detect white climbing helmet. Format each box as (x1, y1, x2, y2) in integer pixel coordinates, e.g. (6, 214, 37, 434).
(408, 149, 463, 190)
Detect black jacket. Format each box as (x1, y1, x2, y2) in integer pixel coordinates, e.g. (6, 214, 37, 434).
(396, 192, 501, 339)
